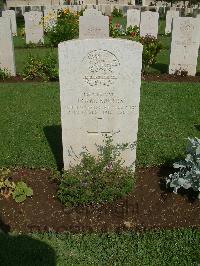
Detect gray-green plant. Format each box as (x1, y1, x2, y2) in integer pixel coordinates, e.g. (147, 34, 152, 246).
(166, 137, 200, 199)
(0, 68, 10, 80)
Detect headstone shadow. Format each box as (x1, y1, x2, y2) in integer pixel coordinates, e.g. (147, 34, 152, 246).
(44, 125, 63, 170)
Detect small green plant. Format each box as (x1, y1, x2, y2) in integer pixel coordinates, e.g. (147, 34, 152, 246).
(111, 7, 123, 17)
(57, 136, 134, 207)
(0, 168, 33, 203)
(166, 137, 200, 199)
(0, 68, 10, 80)
(12, 181, 33, 203)
(140, 35, 162, 72)
(22, 53, 58, 81)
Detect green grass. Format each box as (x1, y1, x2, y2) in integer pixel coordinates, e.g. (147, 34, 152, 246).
(1, 81, 200, 169)
(0, 229, 199, 265)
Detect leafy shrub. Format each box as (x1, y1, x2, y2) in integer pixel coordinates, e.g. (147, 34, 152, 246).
(57, 136, 134, 207)
(109, 22, 126, 38)
(126, 25, 140, 40)
(166, 138, 200, 199)
(0, 168, 33, 203)
(140, 35, 162, 72)
(46, 8, 79, 47)
(22, 53, 58, 81)
(12, 181, 33, 203)
(0, 68, 10, 80)
(111, 7, 123, 17)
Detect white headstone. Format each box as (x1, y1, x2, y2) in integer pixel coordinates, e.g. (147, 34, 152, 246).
(169, 17, 200, 76)
(0, 18, 16, 76)
(2, 10, 17, 36)
(140, 11, 159, 38)
(165, 10, 179, 34)
(127, 9, 140, 28)
(79, 12, 109, 39)
(24, 11, 44, 44)
(59, 39, 143, 171)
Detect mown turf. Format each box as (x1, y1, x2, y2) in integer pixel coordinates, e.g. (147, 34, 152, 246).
(1, 81, 200, 169)
(0, 229, 199, 265)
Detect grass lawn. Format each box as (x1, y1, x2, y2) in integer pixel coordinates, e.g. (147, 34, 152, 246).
(0, 229, 199, 265)
(1, 81, 200, 168)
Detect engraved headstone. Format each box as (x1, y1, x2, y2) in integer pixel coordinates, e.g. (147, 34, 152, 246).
(59, 39, 143, 171)
(2, 10, 17, 36)
(140, 11, 159, 38)
(165, 10, 179, 34)
(24, 11, 44, 44)
(79, 10, 109, 39)
(127, 9, 140, 28)
(169, 17, 200, 76)
(0, 18, 16, 76)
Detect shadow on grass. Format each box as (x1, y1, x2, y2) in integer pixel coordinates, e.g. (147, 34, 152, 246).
(151, 63, 168, 74)
(0, 216, 56, 265)
(44, 125, 63, 171)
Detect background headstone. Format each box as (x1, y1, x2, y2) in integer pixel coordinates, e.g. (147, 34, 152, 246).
(165, 10, 179, 34)
(127, 9, 140, 28)
(0, 18, 16, 76)
(24, 11, 44, 44)
(2, 10, 17, 36)
(59, 39, 143, 171)
(140, 11, 159, 38)
(169, 17, 200, 76)
(79, 12, 109, 39)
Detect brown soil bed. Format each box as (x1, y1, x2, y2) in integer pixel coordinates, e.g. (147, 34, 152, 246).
(1, 74, 200, 83)
(143, 74, 200, 82)
(0, 167, 199, 233)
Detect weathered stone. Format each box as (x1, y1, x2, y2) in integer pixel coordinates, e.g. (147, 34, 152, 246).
(79, 11, 109, 39)
(24, 11, 44, 44)
(0, 17, 16, 76)
(169, 17, 200, 76)
(140, 11, 159, 38)
(165, 10, 179, 34)
(127, 9, 140, 28)
(2, 10, 17, 36)
(58, 39, 143, 171)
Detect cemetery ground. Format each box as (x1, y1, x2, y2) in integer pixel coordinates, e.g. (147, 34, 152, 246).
(0, 81, 200, 264)
(0, 17, 200, 265)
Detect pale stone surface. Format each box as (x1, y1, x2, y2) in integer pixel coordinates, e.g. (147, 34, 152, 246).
(59, 39, 143, 171)
(83, 8, 102, 16)
(24, 11, 44, 44)
(0, 17, 16, 76)
(165, 10, 179, 34)
(127, 9, 140, 28)
(79, 12, 109, 39)
(2, 10, 17, 36)
(169, 17, 200, 76)
(140, 11, 159, 38)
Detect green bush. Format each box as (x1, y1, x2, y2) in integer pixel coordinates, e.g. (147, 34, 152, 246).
(111, 7, 123, 17)
(0, 68, 10, 80)
(22, 53, 58, 81)
(12, 181, 33, 203)
(126, 25, 140, 40)
(140, 35, 162, 72)
(167, 137, 200, 199)
(46, 8, 79, 47)
(57, 136, 134, 207)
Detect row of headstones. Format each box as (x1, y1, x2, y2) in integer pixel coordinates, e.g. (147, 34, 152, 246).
(1, 7, 200, 77)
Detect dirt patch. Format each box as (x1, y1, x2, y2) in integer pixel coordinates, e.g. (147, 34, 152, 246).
(143, 74, 200, 83)
(1, 74, 200, 84)
(0, 167, 199, 233)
